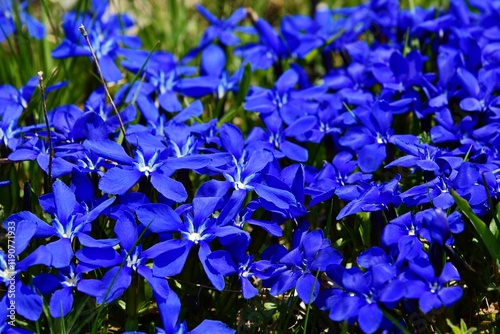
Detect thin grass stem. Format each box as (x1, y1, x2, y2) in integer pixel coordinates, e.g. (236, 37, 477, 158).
(78, 24, 127, 138)
(37, 71, 54, 185)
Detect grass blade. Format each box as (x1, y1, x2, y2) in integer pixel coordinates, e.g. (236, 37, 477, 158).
(451, 189, 500, 268)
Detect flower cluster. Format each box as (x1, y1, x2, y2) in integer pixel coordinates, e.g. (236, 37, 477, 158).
(1, 0, 499, 333)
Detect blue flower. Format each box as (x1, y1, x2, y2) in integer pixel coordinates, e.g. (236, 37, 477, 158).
(84, 87, 138, 134)
(325, 248, 406, 334)
(382, 212, 426, 266)
(85, 139, 210, 202)
(457, 68, 500, 118)
(136, 198, 245, 291)
(403, 258, 463, 314)
(338, 100, 418, 172)
(0, 0, 45, 42)
(199, 123, 297, 219)
(6, 180, 116, 268)
(246, 113, 317, 162)
(453, 162, 500, 214)
(51, 3, 141, 82)
(76, 212, 173, 308)
(336, 174, 401, 220)
(401, 174, 456, 209)
(308, 151, 372, 206)
(235, 14, 288, 70)
(280, 13, 340, 59)
(8, 136, 75, 178)
(386, 140, 463, 175)
(0, 76, 66, 152)
(33, 265, 84, 318)
(0, 238, 53, 322)
(372, 50, 434, 93)
(165, 319, 235, 334)
(244, 68, 326, 125)
(262, 229, 343, 304)
(196, 5, 248, 47)
(218, 199, 284, 237)
(177, 44, 243, 100)
(430, 115, 477, 147)
(122, 50, 195, 113)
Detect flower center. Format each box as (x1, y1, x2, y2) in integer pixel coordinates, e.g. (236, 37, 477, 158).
(188, 232, 203, 243)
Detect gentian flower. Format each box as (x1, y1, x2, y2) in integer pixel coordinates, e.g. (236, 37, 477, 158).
(430, 115, 477, 147)
(382, 209, 463, 265)
(325, 248, 406, 334)
(262, 229, 343, 303)
(246, 113, 317, 162)
(244, 68, 326, 125)
(177, 44, 242, 100)
(323, 59, 375, 107)
(196, 5, 248, 47)
(122, 50, 195, 113)
(235, 14, 289, 70)
(33, 264, 85, 318)
(203, 123, 297, 222)
(75, 212, 173, 306)
(167, 319, 235, 334)
(336, 174, 401, 220)
(338, 100, 418, 172)
(235, 254, 261, 299)
(0, 231, 53, 322)
(280, 13, 339, 59)
(8, 136, 75, 178)
(416, 208, 464, 245)
(457, 68, 500, 118)
(0, 76, 37, 121)
(0, 76, 66, 152)
(0, 0, 45, 42)
(84, 87, 138, 134)
(217, 199, 284, 237)
(136, 198, 245, 291)
(51, 1, 141, 82)
(401, 173, 457, 209)
(372, 50, 434, 94)
(382, 212, 426, 265)
(6, 180, 116, 268)
(453, 162, 500, 214)
(0, 294, 34, 333)
(386, 140, 463, 175)
(308, 151, 372, 206)
(85, 139, 210, 202)
(403, 258, 463, 314)
(303, 95, 346, 143)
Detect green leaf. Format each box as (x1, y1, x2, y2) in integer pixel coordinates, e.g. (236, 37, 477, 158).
(446, 319, 477, 334)
(234, 63, 252, 108)
(218, 63, 252, 126)
(451, 189, 500, 268)
(493, 203, 500, 239)
(303, 29, 345, 64)
(491, 212, 499, 239)
(447, 319, 461, 334)
(264, 302, 277, 310)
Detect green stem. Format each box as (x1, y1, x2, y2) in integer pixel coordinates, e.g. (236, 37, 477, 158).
(91, 220, 154, 332)
(125, 274, 139, 331)
(325, 198, 334, 239)
(381, 308, 411, 334)
(303, 270, 321, 334)
(408, 0, 416, 14)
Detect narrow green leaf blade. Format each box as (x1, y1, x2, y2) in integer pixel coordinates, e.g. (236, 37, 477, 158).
(451, 189, 500, 267)
(235, 63, 252, 107)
